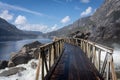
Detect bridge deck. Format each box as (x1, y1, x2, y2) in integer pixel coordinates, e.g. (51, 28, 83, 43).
(46, 43, 103, 80)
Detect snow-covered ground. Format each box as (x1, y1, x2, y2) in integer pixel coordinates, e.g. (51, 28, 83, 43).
(0, 59, 42, 80)
(113, 43, 120, 66)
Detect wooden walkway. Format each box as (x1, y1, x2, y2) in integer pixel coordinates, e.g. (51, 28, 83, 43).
(46, 43, 103, 80)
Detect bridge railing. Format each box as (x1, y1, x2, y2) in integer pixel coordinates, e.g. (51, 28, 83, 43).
(64, 38, 117, 80)
(35, 39, 64, 80)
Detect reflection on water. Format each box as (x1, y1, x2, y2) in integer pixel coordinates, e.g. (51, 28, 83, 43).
(0, 38, 52, 60)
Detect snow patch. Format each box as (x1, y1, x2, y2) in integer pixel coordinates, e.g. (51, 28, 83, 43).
(0, 59, 42, 80)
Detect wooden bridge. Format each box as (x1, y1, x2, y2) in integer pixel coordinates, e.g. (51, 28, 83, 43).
(35, 38, 117, 80)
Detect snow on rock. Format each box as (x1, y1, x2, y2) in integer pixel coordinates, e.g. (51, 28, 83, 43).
(0, 59, 42, 80)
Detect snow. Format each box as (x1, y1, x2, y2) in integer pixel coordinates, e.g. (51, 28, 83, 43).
(0, 59, 42, 80)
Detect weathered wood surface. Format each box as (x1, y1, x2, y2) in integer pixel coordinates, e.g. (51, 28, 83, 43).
(46, 43, 103, 80)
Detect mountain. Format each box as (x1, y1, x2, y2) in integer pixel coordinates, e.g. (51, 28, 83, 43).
(45, 16, 93, 37)
(23, 31, 43, 35)
(47, 0, 120, 43)
(0, 17, 23, 36)
(90, 0, 120, 41)
(0, 17, 42, 41)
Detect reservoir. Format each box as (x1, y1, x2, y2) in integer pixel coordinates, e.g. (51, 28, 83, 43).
(0, 38, 52, 60)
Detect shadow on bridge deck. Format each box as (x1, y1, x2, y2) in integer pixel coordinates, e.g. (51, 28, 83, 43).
(46, 43, 103, 80)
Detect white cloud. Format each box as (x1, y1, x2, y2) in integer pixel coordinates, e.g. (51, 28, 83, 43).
(50, 24, 58, 31)
(14, 15, 58, 33)
(0, 10, 13, 21)
(80, 7, 92, 17)
(0, 1, 43, 16)
(80, 0, 90, 3)
(61, 16, 70, 24)
(15, 15, 27, 25)
(19, 24, 48, 33)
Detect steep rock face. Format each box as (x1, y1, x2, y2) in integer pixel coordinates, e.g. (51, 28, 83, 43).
(90, 0, 120, 41)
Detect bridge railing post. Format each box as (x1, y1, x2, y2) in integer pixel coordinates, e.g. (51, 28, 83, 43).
(35, 49, 41, 80)
(110, 54, 117, 80)
(98, 49, 101, 72)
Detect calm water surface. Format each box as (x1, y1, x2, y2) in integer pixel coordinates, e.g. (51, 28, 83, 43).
(0, 38, 52, 60)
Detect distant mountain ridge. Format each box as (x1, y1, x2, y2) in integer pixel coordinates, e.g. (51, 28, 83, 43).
(0, 17, 24, 36)
(47, 0, 120, 43)
(0, 17, 43, 41)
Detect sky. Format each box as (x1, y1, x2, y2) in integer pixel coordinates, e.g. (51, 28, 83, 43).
(0, 0, 104, 33)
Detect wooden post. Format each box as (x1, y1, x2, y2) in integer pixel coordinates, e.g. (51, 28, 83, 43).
(51, 44, 54, 66)
(58, 41, 60, 57)
(56, 43, 58, 59)
(86, 40, 88, 57)
(43, 49, 49, 73)
(110, 55, 117, 80)
(41, 49, 44, 80)
(87, 44, 90, 58)
(92, 43, 96, 64)
(49, 46, 51, 69)
(98, 49, 101, 72)
(81, 40, 82, 49)
(76, 39, 78, 46)
(106, 57, 110, 80)
(53, 42, 56, 63)
(90, 45, 93, 62)
(83, 40, 85, 52)
(101, 52, 108, 76)
(35, 50, 41, 80)
(59, 41, 61, 54)
(59, 40, 61, 54)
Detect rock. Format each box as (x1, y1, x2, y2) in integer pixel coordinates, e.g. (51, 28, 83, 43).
(8, 60, 15, 67)
(0, 60, 8, 69)
(9, 53, 32, 66)
(31, 62, 37, 69)
(0, 67, 26, 77)
(21, 41, 42, 51)
(8, 41, 43, 67)
(32, 48, 40, 59)
(70, 31, 91, 40)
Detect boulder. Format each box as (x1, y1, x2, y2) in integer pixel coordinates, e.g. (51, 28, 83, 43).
(71, 31, 91, 40)
(8, 60, 15, 67)
(8, 41, 43, 67)
(0, 60, 8, 69)
(9, 53, 32, 67)
(20, 41, 42, 52)
(0, 67, 26, 76)
(31, 61, 37, 69)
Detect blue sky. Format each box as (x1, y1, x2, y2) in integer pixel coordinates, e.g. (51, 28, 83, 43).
(0, 0, 104, 33)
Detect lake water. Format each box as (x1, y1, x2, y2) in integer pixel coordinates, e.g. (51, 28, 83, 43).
(0, 38, 52, 60)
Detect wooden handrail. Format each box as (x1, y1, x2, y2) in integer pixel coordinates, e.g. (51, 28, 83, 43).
(35, 39, 64, 80)
(64, 37, 117, 80)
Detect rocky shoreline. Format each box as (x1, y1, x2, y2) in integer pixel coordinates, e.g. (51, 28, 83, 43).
(0, 41, 43, 77)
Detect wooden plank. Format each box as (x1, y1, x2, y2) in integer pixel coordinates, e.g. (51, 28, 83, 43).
(48, 43, 103, 80)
